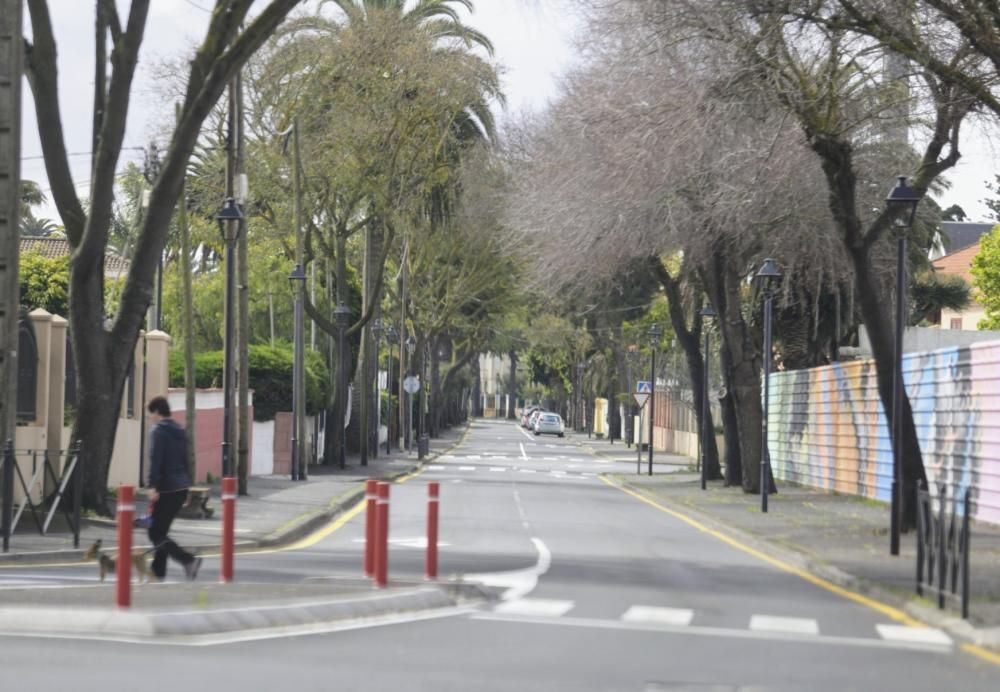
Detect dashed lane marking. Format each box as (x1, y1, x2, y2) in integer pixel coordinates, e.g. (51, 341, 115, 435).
(876, 625, 952, 646)
(622, 606, 693, 626)
(493, 598, 574, 617)
(749, 615, 819, 635)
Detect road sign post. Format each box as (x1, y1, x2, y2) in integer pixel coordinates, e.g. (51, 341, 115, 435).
(632, 392, 649, 474)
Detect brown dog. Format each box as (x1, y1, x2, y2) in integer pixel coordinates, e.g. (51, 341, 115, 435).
(84, 539, 153, 583)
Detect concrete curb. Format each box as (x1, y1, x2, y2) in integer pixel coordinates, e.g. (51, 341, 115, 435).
(612, 477, 1000, 653)
(0, 582, 490, 640)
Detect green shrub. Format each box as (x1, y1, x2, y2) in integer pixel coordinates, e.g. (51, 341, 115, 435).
(169, 344, 330, 421)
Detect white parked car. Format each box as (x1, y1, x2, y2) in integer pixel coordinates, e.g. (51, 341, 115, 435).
(533, 412, 565, 437)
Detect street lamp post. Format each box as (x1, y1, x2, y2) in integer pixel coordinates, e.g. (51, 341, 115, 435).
(754, 259, 782, 512)
(334, 302, 352, 469)
(576, 362, 585, 432)
(647, 324, 662, 476)
(288, 264, 306, 481)
(385, 325, 397, 454)
(625, 345, 637, 448)
(886, 175, 922, 556)
(700, 306, 716, 491)
(216, 198, 244, 479)
(406, 335, 416, 451)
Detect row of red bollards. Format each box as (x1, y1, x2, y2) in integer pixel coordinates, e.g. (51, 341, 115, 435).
(114, 477, 436, 607)
(114, 478, 237, 609)
(364, 480, 439, 587)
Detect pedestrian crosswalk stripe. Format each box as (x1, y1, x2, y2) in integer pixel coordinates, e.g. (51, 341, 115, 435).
(749, 615, 819, 635)
(489, 467, 506, 472)
(459, 466, 476, 471)
(494, 599, 574, 617)
(622, 606, 693, 626)
(876, 625, 952, 646)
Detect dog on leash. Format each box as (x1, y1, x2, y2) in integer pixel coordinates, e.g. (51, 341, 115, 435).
(84, 539, 153, 583)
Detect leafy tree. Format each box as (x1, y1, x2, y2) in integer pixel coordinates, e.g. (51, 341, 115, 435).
(25, 0, 309, 512)
(19, 253, 69, 315)
(970, 225, 1000, 329)
(941, 204, 968, 222)
(910, 272, 971, 326)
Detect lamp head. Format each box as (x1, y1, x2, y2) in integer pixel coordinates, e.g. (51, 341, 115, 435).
(754, 257, 782, 291)
(334, 302, 352, 327)
(216, 197, 244, 243)
(701, 304, 717, 319)
(288, 263, 306, 286)
(648, 323, 662, 347)
(406, 335, 416, 354)
(386, 324, 398, 341)
(885, 175, 921, 228)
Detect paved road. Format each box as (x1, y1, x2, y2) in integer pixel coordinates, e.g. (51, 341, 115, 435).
(0, 419, 997, 691)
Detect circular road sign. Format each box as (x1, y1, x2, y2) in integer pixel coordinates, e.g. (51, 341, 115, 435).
(403, 376, 421, 394)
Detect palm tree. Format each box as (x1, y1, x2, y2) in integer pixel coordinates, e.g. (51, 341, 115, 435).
(326, 0, 495, 56)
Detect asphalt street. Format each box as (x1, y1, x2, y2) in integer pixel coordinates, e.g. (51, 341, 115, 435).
(0, 418, 997, 691)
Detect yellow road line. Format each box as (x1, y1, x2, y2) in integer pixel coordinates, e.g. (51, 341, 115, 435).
(601, 476, 1000, 668)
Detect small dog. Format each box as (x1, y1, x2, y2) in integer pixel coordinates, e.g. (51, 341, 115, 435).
(84, 539, 153, 583)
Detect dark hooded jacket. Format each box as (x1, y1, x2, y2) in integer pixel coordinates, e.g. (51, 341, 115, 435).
(148, 418, 191, 492)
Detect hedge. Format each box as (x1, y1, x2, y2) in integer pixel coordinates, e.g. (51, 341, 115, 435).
(169, 344, 330, 421)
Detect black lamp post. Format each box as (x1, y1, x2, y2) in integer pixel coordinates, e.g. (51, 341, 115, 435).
(406, 335, 416, 450)
(625, 344, 637, 449)
(700, 305, 716, 490)
(647, 323, 662, 476)
(216, 198, 244, 479)
(334, 302, 352, 469)
(754, 259, 782, 512)
(384, 324, 397, 455)
(576, 361, 586, 432)
(886, 175, 921, 555)
(288, 263, 306, 481)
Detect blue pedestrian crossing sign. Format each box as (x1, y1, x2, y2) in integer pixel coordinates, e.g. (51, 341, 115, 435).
(636, 381, 652, 393)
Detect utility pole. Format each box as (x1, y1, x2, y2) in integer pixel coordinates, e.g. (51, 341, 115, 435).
(0, 1, 22, 448)
(235, 69, 251, 495)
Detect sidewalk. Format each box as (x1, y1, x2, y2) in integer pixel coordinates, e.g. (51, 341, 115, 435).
(0, 424, 479, 639)
(578, 433, 1000, 651)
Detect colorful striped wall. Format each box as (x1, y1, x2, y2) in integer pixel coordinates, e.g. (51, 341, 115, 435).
(768, 340, 1000, 526)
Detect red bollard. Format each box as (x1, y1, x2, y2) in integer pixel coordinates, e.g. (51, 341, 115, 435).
(221, 477, 236, 583)
(116, 485, 134, 608)
(364, 479, 378, 577)
(426, 482, 439, 580)
(374, 482, 390, 588)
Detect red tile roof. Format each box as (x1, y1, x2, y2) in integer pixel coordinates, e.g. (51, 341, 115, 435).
(19, 237, 130, 277)
(932, 241, 980, 284)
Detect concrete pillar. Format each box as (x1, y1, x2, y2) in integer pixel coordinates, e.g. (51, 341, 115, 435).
(47, 314, 67, 454)
(28, 309, 52, 431)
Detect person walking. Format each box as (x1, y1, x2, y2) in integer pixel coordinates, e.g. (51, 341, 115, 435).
(146, 396, 202, 581)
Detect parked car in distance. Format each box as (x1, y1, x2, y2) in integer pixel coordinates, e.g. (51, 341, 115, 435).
(533, 412, 565, 437)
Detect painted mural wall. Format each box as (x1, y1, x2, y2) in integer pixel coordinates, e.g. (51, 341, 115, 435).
(768, 340, 1000, 526)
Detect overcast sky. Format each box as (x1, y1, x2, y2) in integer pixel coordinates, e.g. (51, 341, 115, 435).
(20, 1, 998, 224)
(21, 0, 582, 219)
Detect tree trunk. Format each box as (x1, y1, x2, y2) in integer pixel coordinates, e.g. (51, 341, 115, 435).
(852, 246, 926, 527)
(471, 357, 482, 417)
(701, 254, 772, 494)
(717, 337, 743, 486)
(651, 258, 722, 479)
(507, 350, 518, 419)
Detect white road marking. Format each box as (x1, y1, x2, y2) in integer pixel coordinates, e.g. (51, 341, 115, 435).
(519, 469, 537, 474)
(351, 537, 452, 548)
(466, 537, 551, 602)
(520, 443, 528, 460)
(470, 614, 954, 653)
(489, 467, 507, 472)
(876, 624, 952, 646)
(458, 466, 477, 472)
(515, 424, 535, 441)
(494, 598, 574, 617)
(466, 455, 481, 460)
(542, 456, 556, 461)
(622, 606, 694, 626)
(581, 473, 597, 478)
(489, 455, 508, 460)
(427, 465, 445, 471)
(749, 615, 819, 635)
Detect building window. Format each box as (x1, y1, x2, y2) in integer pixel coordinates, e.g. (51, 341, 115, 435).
(950, 318, 963, 330)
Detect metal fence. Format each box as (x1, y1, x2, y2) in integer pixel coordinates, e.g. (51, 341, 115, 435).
(1, 439, 83, 552)
(916, 483, 970, 619)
